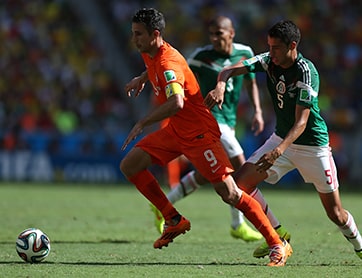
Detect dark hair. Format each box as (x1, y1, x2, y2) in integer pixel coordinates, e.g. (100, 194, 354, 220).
(268, 20, 301, 46)
(132, 8, 165, 35)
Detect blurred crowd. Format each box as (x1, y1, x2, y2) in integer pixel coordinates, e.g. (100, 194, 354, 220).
(0, 0, 128, 155)
(0, 0, 360, 180)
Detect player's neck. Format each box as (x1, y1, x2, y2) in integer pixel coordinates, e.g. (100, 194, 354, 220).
(148, 39, 164, 58)
(280, 51, 298, 69)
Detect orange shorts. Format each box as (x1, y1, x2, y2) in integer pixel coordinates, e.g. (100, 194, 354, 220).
(136, 126, 233, 183)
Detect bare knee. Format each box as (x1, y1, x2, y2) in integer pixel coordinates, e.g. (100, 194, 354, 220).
(119, 158, 129, 176)
(119, 147, 151, 178)
(213, 177, 242, 206)
(219, 192, 239, 205)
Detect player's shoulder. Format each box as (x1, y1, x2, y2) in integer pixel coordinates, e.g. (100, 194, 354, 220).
(188, 45, 213, 59)
(296, 53, 318, 73)
(160, 43, 186, 64)
(233, 42, 253, 51)
(233, 42, 254, 54)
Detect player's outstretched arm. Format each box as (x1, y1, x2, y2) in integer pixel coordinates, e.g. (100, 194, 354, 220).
(204, 81, 226, 110)
(125, 70, 148, 97)
(204, 63, 249, 110)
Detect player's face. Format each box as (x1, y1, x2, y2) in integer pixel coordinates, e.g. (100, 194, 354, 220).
(209, 25, 234, 55)
(131, 23, 157, 55)
(267, 36, 295, 68)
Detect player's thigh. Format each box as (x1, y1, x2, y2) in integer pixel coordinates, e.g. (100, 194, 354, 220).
(135, 128, 182, 165)
(247, 133, 295, 184)
(184, 132, 233, 184)
(293, 145, 339, 193)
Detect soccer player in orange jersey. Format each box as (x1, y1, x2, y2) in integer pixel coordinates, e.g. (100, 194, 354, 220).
(120, 8, 292, 266)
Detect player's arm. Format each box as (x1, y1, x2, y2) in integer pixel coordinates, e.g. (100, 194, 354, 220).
(141, 83, 184, 127)
(122, 82, 184, 150)
(244, 78, 264, 135)
(125, 70, 149, 97)
(255, 104, 310, 171)
(204, 61, 249, 110)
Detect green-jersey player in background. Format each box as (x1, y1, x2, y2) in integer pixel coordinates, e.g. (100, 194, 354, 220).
(205, 19, 362, 260)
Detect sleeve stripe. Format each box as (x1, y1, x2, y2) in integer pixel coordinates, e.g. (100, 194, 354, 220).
(297, 59, 318, 97)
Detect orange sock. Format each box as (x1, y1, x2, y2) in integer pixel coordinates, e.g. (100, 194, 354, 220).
(128, 170, 179, 221)
(167, 159, 182, 188)
(235, 192, 281, 247)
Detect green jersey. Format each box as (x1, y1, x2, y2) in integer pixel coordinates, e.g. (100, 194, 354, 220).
(243, 52, 329, 146)
(188, 43, 255, 127)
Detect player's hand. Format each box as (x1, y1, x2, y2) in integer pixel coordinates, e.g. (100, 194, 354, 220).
(121, 122, 143, 151)
(251, 111, 264, 136)
(204, 82, 226, 110)
(125, 76, 145, 97)
(255, 148, 282, 172)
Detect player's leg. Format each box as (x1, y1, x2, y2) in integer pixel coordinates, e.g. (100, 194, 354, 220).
(234, 133, 294, 257)
(319, 190, 362, 258)
(220, 124, 262, 241)
(120, 129, 190, 249)
(166, 155, 189, 188)
(151, 167, 205, 234)
(167, 169, 206, 203)
(189, 133, 292, 266)
(296, 144, 362, 259)
(213, 175, 292, 266)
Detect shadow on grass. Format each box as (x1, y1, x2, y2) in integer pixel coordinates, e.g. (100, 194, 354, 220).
(0, 261, 360, 266)
(0, 261, 260, 266)
(0, 239, 133, 244)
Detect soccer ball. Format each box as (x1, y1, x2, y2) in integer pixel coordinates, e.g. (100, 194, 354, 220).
(16, 228, 51, 263)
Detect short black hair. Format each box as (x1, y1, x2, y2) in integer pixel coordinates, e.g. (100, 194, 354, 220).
(268, 20, 301, 46)
(132, 8, 165, 35)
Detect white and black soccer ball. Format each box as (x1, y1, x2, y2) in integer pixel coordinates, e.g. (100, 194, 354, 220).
(16, 228, 51, 263)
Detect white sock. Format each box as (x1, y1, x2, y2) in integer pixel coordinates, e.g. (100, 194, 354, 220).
(230, 206, 245, 229)
(339, 211, 362, 251)
(167, 170, 200, 204)
(250, 188, 280, 228)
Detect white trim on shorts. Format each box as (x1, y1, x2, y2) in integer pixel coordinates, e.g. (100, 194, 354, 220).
(218, 123, 244, 158)
(246, 133, 339, 193)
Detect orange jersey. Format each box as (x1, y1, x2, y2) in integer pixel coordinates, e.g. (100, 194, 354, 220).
(142, 42, 220, 140)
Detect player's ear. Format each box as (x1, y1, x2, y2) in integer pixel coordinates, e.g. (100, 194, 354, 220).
(289, 41, 297, 50)
(230, 28, 235, 39)
(153, 29, 161, 38)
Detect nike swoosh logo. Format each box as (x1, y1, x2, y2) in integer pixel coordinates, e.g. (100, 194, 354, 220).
(211, 166, 221, 174)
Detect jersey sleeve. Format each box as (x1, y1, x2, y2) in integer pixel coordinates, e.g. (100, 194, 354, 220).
(295, 59, 320, 108)
(242, 52, 270, 73)
(243, 49, 256, 80)
(159, 59, 186, 97)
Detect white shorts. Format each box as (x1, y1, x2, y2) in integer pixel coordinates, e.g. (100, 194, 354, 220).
(247, 133, 339, 193)
(218, 123, 244, 158)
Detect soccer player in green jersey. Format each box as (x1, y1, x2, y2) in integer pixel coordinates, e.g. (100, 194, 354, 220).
(151, 16, 264, 241)
(205, 19, 362, 260)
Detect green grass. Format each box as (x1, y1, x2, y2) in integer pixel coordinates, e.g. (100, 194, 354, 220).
(0, 182, 361, 277)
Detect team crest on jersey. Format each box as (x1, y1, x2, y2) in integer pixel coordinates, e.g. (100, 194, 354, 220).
(164, 70, 176, 82)
(299, 89, 311, 102)
(276, 81, 286, 94)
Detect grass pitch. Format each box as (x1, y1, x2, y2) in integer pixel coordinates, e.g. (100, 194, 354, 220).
(0, 182, 361, 277)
